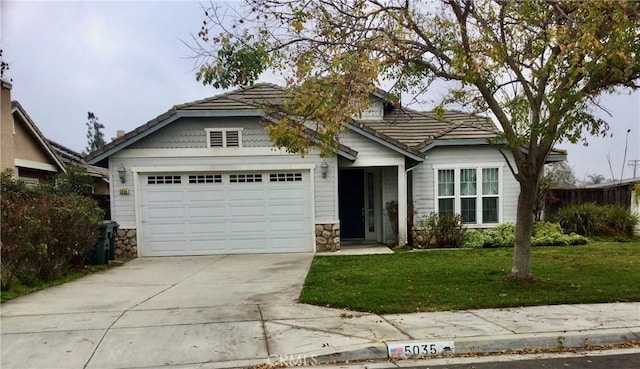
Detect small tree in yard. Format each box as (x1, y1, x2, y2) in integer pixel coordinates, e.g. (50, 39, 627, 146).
(86, 112, 105, 154)
(192, 0, 640, 281)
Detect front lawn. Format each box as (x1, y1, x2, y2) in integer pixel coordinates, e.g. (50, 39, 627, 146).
(299, 242, 640, 314)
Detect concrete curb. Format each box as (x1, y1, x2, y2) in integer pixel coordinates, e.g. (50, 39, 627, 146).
(454, 328, 640, 354)
(312, 343, 389, 363)
(307, 328, 640, 365)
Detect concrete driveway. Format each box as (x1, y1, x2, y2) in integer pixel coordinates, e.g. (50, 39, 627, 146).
(2, 253, 340, 369)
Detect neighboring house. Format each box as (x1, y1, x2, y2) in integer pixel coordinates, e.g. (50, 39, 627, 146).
(86, 83, 566, 258)
(48, 139, 110, 195)
(1, 79, 66, 185)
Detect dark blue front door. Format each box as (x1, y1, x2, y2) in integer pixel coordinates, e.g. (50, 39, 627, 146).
(339, 169, 365, 239)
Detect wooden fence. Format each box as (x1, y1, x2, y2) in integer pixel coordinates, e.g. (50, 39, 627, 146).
(545, 182, 635, 215)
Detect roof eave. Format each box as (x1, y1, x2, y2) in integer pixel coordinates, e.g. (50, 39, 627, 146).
(545, 153, 567, 164)
(260, 115, 359, 160)
(346, 122, 425, 161)
(419, 138, 495, 152)
(87, 109, 180, 164)
(11, 102, 67, 173)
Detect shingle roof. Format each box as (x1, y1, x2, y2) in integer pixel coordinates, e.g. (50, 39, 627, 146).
(177, 83, 286, 111)
(48, 140, 109, 179)
(85, 83, 536, 163)
(364, 107, 499, 148)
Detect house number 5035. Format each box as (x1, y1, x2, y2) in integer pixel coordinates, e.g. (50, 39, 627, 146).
(388, 341, 454, 358)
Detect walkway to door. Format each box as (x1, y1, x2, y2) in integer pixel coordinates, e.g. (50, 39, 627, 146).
(328, 241, 394, 255)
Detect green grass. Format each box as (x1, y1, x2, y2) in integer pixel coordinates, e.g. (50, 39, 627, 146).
(299, 242, 640, 314)
(1, 265, 111, 302)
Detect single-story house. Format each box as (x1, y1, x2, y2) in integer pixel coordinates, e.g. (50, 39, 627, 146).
(48, 139, 110, 195)
(86, 83, 566, 258)
(1, 79, 66, 185)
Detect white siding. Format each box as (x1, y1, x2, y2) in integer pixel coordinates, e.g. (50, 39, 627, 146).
(381, 166, 398, 242)
(339, 129, 404, 167)
(109, 149, 338, 229)
(356, 99, 384, 121)
(412, 146, 519, 225)
(129, 117, 272, 149)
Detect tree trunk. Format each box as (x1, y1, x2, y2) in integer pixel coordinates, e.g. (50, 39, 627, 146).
(510, 177, 538, 282)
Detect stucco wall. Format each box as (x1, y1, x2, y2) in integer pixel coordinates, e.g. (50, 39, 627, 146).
(12, 116, 55, 165)
(1, 82, 15, 174)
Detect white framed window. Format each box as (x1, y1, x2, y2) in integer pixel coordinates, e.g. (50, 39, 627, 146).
(188, 174, 222, 184)
(148, 175, 182, 184)
(437, 169, 455, 215)
(435, 165, 502, 225)
(269, 172, 302, 182)
(18, 177, 39, 187)
(229, 173, 262, 183)
(482, 168, 499, 223)
(205, 128, 243, 148)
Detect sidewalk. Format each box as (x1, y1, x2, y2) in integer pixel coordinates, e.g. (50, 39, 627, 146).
(221, 302, 640, 368)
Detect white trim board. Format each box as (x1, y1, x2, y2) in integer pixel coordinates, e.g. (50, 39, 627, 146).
(114, 147, 308, 158)
(130, 163, 316, 174)
(14, 158, 59, 172)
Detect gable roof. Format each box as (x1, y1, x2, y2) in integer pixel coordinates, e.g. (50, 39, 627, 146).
(11, 101, 66, 173)
(86, 83, 424, 163)
(48, 139, 109, 180)
(85, 83, 562, 164)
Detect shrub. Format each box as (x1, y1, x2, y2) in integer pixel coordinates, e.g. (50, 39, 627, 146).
(480, 221, 588, 248)
(458, 230, 487, 248)
(605, 205, 639, 238)
(551, 203, 606, 236)
(0, 171, 103, 289)
(551, 203, 639, 238)
(483, 223, 516, 248)
(419, 213, 465, 248)
(532, 221, 564, 237)
(531, 221, 588, 246)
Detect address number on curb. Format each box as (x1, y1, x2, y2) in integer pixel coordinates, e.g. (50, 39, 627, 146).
(387, 341, 455, 358)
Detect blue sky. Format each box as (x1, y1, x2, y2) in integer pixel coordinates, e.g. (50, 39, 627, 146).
(2, 1, 639, 181)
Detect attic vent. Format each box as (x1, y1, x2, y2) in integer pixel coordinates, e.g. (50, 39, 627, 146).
(205, 128, 243, 148)
(209, 131, 223, 147)
(226, 130, 240, 147)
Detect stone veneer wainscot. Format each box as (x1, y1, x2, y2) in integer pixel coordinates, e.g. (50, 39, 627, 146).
(315, 223, 340, 252)
(115, 228, 138, 259)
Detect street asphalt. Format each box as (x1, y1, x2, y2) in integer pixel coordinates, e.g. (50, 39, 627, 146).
(1, 253, 639, 369)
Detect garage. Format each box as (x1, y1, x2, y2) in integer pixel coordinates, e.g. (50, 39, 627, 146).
(140, 171, 312, 256)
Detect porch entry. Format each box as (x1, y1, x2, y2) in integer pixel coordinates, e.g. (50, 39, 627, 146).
(338, 168, 384, 242)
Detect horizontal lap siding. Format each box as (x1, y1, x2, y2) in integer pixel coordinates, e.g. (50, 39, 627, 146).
(412, 146, 519, 224)
(128, 117, 272, 149)
(339, 130, 404, 163)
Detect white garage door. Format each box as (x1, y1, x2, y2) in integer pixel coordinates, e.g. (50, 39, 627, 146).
(140, 171, 312, 256)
